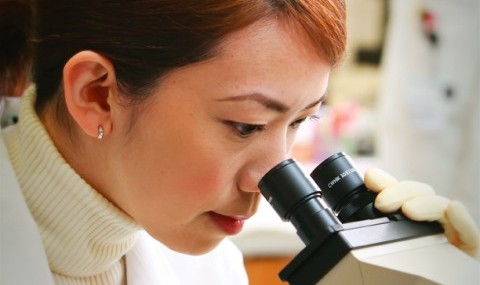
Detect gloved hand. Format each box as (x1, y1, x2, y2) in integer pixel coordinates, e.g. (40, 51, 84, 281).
(364, 168, 480, 259)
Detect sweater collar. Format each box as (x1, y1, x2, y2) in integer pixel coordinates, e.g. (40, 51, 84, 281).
(4, 87, 140, 278)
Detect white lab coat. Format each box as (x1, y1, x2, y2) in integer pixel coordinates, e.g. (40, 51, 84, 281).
(376, 0, 480, 226)
(0, 137, 248, 285)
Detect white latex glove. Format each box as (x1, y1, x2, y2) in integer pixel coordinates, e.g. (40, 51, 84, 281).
(364, 168, 480, 259)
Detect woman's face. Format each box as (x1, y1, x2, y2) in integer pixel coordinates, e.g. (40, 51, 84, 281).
(108, 19, 331, 254)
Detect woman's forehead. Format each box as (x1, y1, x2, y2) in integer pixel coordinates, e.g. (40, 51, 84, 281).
(214, 18, 325, 66)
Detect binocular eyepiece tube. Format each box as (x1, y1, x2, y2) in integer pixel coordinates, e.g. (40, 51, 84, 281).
(258, 152, 384, 244)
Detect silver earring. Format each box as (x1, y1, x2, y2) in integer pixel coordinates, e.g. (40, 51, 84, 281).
(97, 125, 104, 140)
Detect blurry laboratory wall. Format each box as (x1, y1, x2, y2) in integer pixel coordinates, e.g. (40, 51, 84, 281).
(376, 0, 479, 227)
(291, 0, 480, 226)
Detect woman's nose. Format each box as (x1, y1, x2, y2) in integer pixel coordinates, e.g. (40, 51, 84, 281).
(238, 141, 289, 193)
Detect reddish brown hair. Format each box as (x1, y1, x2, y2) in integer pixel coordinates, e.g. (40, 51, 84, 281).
(33, 0, 346, 110)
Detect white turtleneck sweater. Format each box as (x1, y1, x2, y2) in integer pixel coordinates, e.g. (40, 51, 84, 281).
(3, 88, 141, 284)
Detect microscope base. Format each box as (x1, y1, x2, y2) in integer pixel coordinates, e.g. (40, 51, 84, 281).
(319, 234, 479, 285)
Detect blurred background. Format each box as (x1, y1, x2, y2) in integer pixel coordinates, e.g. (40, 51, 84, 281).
(233, 0, 480, 283)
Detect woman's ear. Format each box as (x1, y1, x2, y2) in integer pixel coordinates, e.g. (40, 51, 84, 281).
(63, 51, 117, 139)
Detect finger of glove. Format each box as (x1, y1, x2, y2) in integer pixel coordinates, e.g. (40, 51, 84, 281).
(401, 195, 449, 221)
(374, 181, 435, 213)
(364, 168, 399, 193)
(444, 201, 480, 258)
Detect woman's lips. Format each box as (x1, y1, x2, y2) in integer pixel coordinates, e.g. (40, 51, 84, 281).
(209, 212, 246, 235)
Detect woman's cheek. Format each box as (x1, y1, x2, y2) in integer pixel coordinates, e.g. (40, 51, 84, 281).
(186, 164, 234, 203)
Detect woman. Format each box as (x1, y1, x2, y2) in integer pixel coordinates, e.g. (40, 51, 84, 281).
(1, 0, 478, 284)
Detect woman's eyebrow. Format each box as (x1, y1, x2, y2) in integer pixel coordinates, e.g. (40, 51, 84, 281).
(305, 93, 327, 110)
(216, 92, 326, 113)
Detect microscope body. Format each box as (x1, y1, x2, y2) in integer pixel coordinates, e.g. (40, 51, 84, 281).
(259, 153, 480, 285)
(280, 217, 480, 285)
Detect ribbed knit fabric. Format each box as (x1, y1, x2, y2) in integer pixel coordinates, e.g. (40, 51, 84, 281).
(4, 87, 141, 285)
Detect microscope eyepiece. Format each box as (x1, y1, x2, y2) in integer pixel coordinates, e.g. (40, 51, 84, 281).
(258, 159, 341, 244)
(258, 159, 322, 221)
(258, 152, 386, 244)
(311, 152, 383, 223)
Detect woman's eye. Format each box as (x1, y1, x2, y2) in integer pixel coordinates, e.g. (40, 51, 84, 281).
(290, 118, 307, 129)
(228, 122, 265, 137)
(290, 115, 320, 129)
